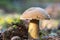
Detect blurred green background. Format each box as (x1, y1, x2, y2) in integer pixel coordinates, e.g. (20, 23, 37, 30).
(0, 0, 60, 13)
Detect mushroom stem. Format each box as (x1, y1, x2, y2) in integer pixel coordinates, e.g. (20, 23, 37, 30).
(28, 19, 39, 39)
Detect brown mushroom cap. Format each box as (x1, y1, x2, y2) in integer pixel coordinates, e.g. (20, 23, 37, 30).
(20, 7, 50, 20)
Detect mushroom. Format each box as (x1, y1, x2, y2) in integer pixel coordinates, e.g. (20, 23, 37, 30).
(20, 7, 50, 39)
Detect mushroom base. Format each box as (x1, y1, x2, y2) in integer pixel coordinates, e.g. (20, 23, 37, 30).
(28, 19, 39, 39)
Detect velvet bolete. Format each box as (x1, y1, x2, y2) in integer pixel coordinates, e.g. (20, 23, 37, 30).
(20, 7, 50, 39)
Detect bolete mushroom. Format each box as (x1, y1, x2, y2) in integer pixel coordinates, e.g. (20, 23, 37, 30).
(20, 7, 50, 40)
